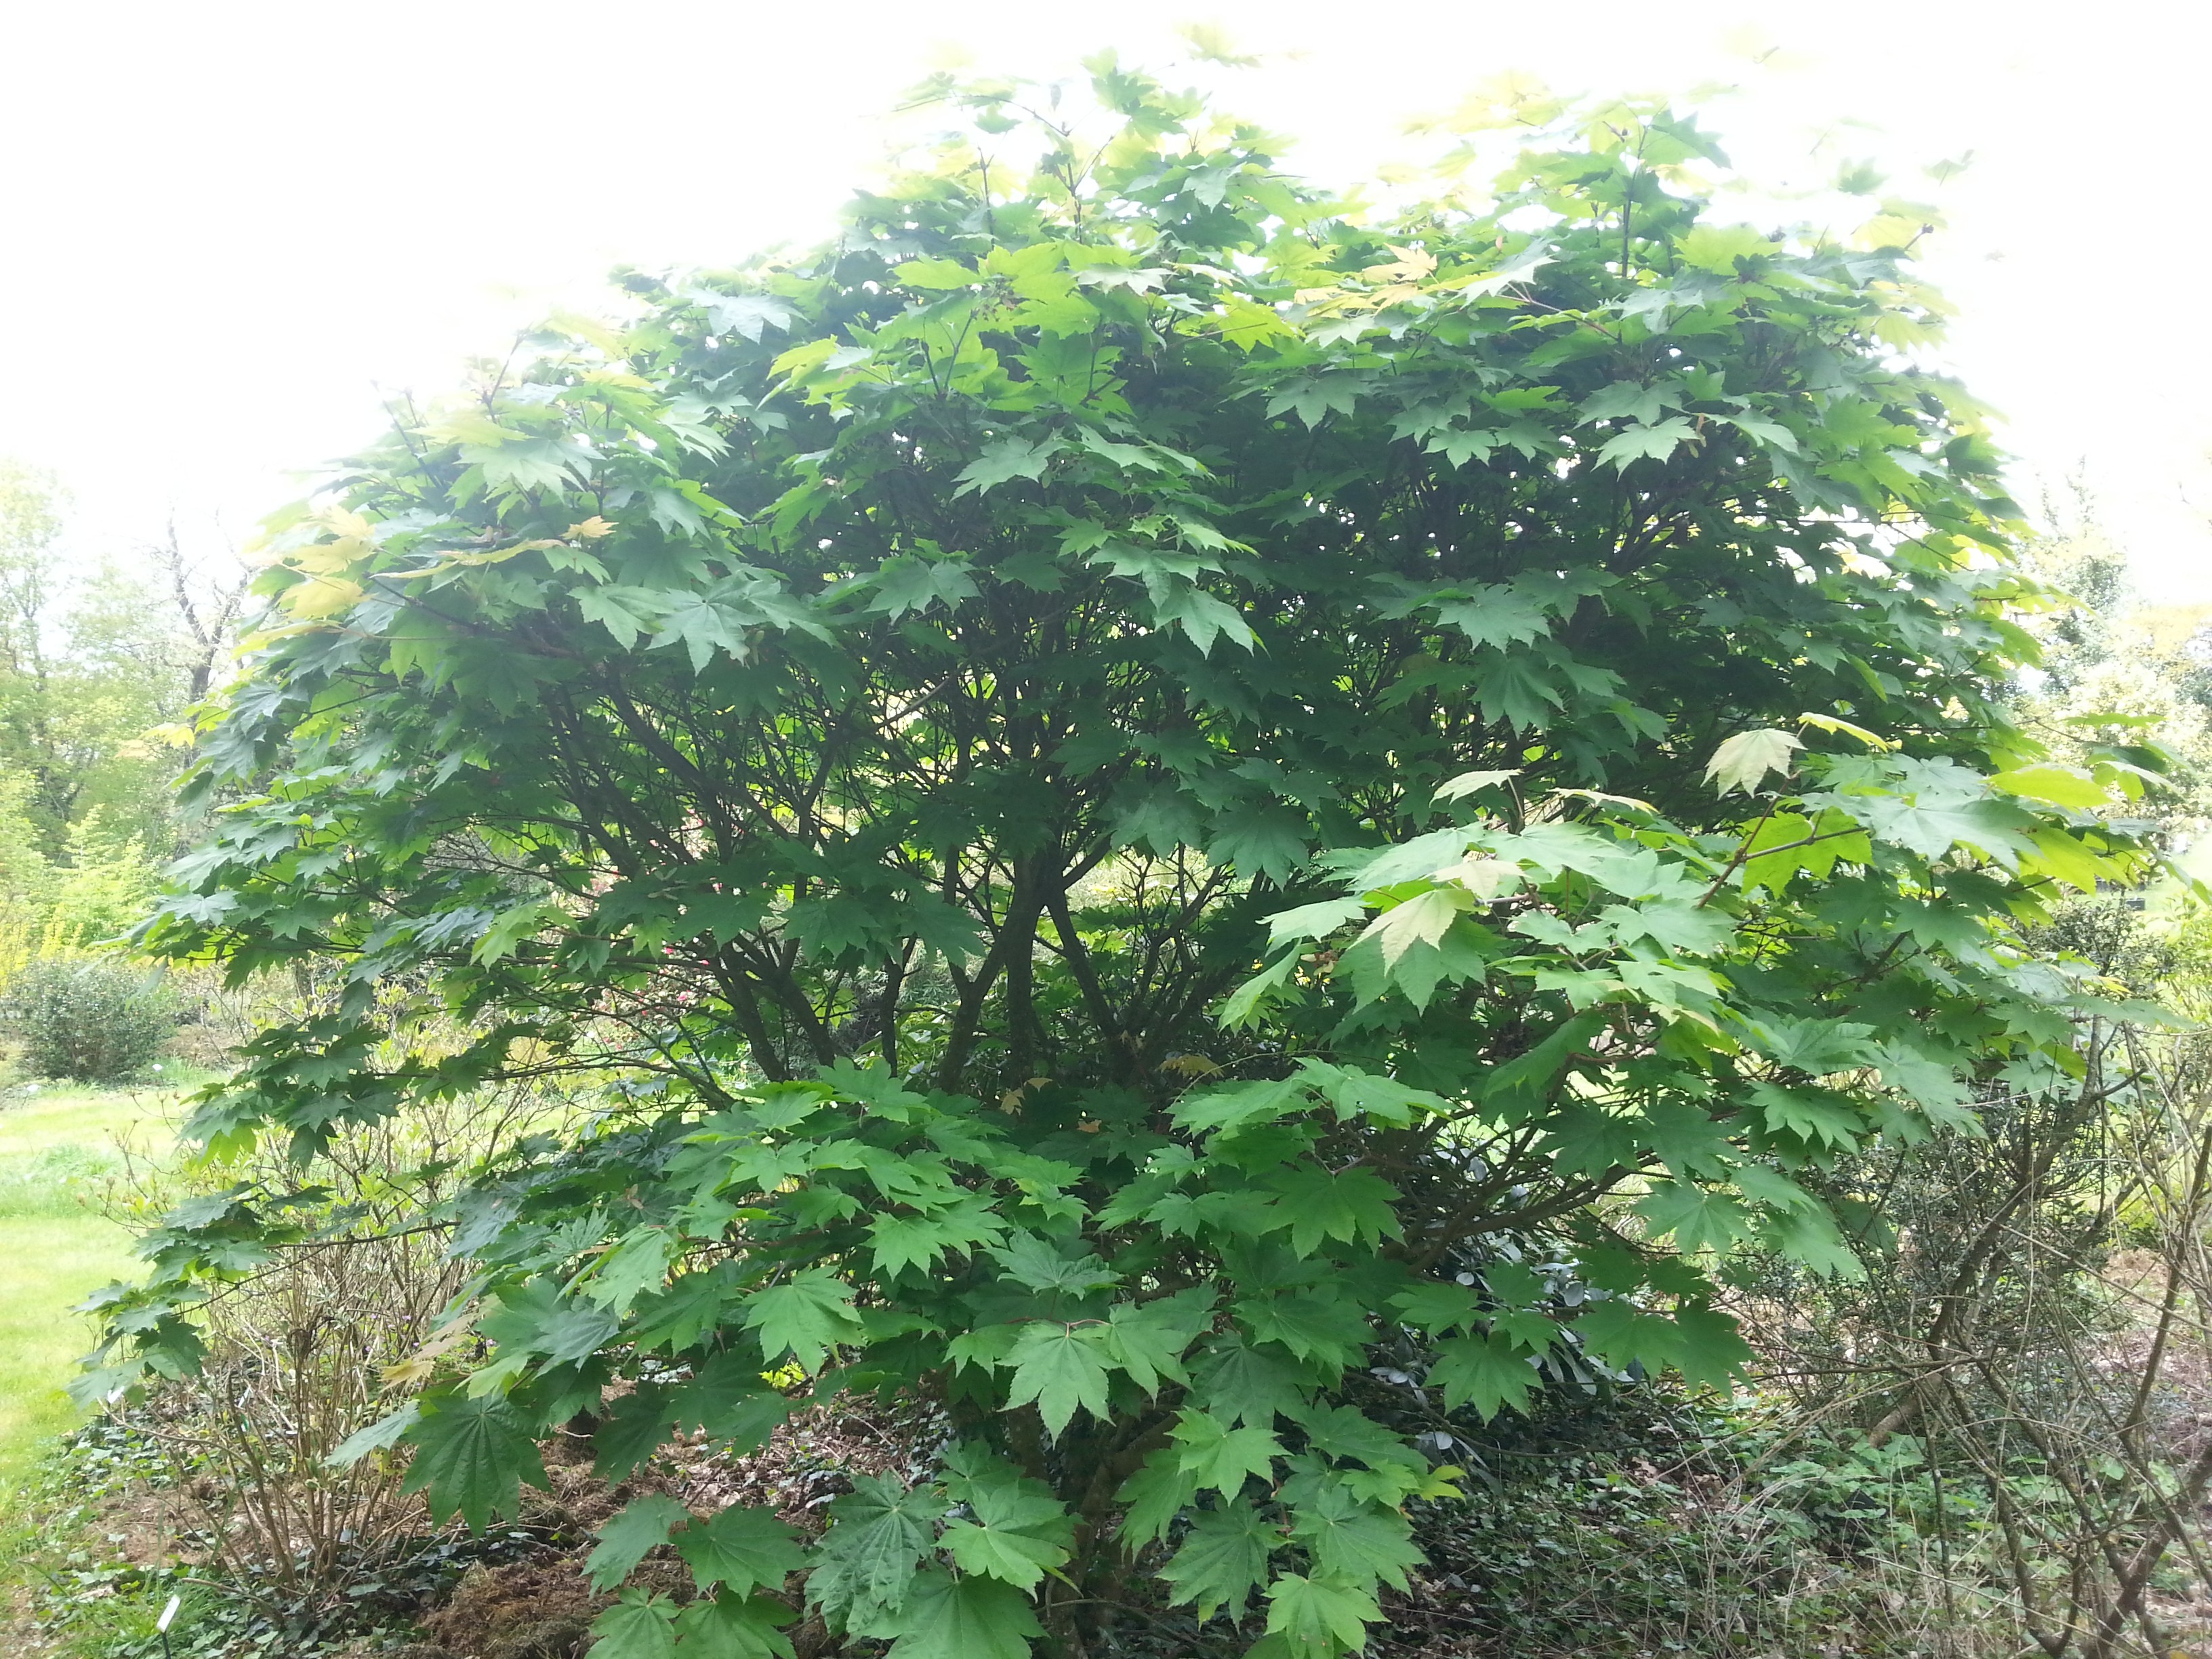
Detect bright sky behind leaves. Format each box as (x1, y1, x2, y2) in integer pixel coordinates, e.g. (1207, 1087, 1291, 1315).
(7, 0, 2205, 599)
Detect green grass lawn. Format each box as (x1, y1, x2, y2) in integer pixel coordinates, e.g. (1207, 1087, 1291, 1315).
(0, 1079, 185, 1487)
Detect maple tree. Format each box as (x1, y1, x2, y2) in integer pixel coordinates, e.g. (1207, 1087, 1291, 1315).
(84, 60, 2163, 1659)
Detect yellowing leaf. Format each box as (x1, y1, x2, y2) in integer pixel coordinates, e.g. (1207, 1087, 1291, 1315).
(1357, 887, 1471, 966)
(1797, 712, 1895, 751)
(1704, 729, 1801, 796)
(1988, 766, 2111, 811)
(567, 516, 617, 539)
(1677, 223, 1774, 272)
(1361, 244, 1437, 283)
(280, 576, 365, 618)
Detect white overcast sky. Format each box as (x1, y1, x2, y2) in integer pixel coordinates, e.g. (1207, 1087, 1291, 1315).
(5, 0, 2207, 600)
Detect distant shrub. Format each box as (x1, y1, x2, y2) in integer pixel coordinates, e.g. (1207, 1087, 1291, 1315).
(3, 958, 174, 1082)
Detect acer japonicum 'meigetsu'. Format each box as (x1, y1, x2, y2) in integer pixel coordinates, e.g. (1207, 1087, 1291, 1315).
(90, 63, 2161, 1659)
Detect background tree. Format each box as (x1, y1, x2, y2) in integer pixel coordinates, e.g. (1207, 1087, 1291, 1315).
(94, 64, 2163, 1659)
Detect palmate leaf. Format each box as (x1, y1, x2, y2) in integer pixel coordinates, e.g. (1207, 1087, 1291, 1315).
(587, 1493, 691, 1593)
(1003, 1323, 1115, 1435)
(1290, 1484, 1422, 1592)
(1704, 729, 1802, 795)
(1631, 1180, 1752, 1252)
(671, 1590, 799, 1659)
(574, 582, 674, 649)
(400, 1393, 547, 1532)
(589, 1587, 678, 1659)
(743, 1267, 863, 1374)
(1172, 1410, 1285, 1494)
(1162, 1498, 1279, 1620)
(1264, 1572, 1381, 1657)
(1191, 1338, 1309, 1427)
(594, 1383, 678, 1479)
(939, 1464, 1075, 1589)
(808, 1475, 941, 1630)
(866, 554, 979, 620)
(1427, 1333, 1537, 1420)
(1593, 416, 1697, 470)
(1234, 1289, 1373, 1368)
(953, 436, 1064, 495)
(1100, 1290, 1214, 1394)
(1261, 1165, 1404, 1257)
(880, 1569, 1042, 1659)
(674, 1505, 808, 1595)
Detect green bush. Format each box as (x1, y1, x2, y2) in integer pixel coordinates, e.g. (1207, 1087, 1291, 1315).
(3, 958, 174, 1083)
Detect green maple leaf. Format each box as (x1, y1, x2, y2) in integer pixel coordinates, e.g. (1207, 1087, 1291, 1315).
(583, 1227, 674, 1311)
(400, 1393, 547, 1532)
(1704, 728, 1802, 795)
(575, 583, 674, 649)
(671, 1589, 799, 1659)
(1148, 580, 1254, 655)
(1172, 1410, 1285, 1495)
(1427, 1332, 1536, 1420)
(1720, 410, 1798, 450)
(743, 1267, 863, 1374)
(1100, 1291, 1213, 1395)
(1631, 1180, 1750, 1252)
(1541, 1102, 1641, 1175)
(589, 1588, 679, 1659)
(1758, 1204, 1866, 1279)
(1578, 380, 1684, 426)
(1424, 426, 1504, 466)
(324, 1402, 418, 1469)
(866, 555, 979, 621)
(647, 590, 752, 673)
(1389, 1281, 1481, 1336)
(1265, 374, 1367, 428)
(1170, 1075, 1309, 1139)
(1234, 1290, 1372, 1367)
(1116, 1448, 1200, 1547)
(988, 1233, 1119, 1297)
(1748, 1082, 1864, 1150)
(587, 1493, 691, 1593)
(1264, 1572, 1381, 1656)
(1471, 651, 1566, 731)
(1593, 416, 1697, 470)
(1004, 1324, 1114, 1435)
(1988, 763, 2110, 811)
(462, 435, 589, 495)
(1670, 1304, 1756, 1390)
(593, 1383, 678, 1480)
(808, 1475, 940, 1631)
(631, 1270, 735, 1353)
(1290, 1485, 1422, 1592)
(1292, 1404, 1424, 1475)
(674, 1506, 808, 1597)
(1161, 1498, 1279, 1621)
(1429, 585, 1549, 650)
(687, 289, 798, 340)
(869, 1212, 964, 1279)
(1261, 1166, 1404, 1258)
(939, 1468, 1073, 1589)
(1191, 1338, 1309, 1427)
(1576, 1300, 1687, 1373)
(893, 257, 977, 290)
(953, 435, 1064, 495)
(881, 1569, 1042, 1659)
(1208, 804, 1311, 886)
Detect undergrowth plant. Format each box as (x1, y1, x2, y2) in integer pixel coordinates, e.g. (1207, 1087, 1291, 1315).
(83, 60, 2166, 1659)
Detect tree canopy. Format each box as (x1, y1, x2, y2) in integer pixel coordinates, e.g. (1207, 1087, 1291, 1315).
(92, 62, 2165, 1659)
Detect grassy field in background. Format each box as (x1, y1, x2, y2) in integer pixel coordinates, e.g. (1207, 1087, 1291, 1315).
(0, 1080, 184, 1488)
